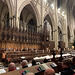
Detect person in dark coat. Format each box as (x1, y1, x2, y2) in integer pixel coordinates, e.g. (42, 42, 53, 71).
(61, 59, 74, 75)
(43, 58, 48, 63)
(71, 56, 75, 69)
(32, 60, 37, 66)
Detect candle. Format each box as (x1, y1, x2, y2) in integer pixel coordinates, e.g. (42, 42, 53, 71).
(72, 46, 74, 50)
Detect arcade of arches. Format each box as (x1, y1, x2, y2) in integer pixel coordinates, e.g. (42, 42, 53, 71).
(0, 0, 75, 50)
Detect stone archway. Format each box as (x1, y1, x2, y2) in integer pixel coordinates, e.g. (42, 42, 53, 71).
(58, 18, 67, 48)
(0, 0, 11, 28)
(44, 12, 55, 32)
(43, 12, 55, 49)
(58, 17, 65, 40)
(16, 1, 42, 49)
(44, 14, 53, 40)
(19, 4, 38, 33)
(44, 11, 56, 42)
(18, 0, 40, 26)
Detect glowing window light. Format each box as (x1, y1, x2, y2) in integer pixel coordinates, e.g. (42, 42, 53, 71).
(62, 11, 65, 16)
(44, 0, 47, 3)
(44, 0, 47, 5)
(58, 8, 61, 13)
(51, 3, 54, 9)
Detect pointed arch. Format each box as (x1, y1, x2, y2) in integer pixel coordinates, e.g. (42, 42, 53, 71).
(18, 0, 40, 26)
(44, 11, 55, 30)
(43, 11, 56, 40)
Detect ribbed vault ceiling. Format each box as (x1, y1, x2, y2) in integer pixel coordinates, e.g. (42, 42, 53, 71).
(57, 0, 75, 19)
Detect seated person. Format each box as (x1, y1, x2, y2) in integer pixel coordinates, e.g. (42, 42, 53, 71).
(61, 59, 74, 75)
(8, 62, 16, 71)
(43, 58, 48, 63)
(71, 56, 75, 69)
(44, 68, 55, 75)
(22, 48, 25, 51)
(21, 60, 28, 68)
(26, 72, 34, 75)
(32, 60, 36, 66)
